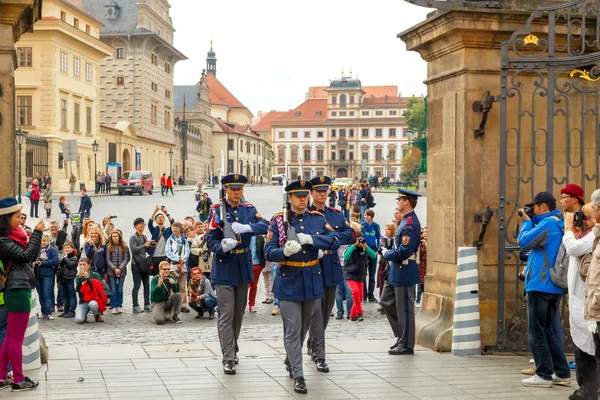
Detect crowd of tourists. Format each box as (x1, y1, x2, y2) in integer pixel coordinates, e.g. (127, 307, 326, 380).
(0, 173, 428, 394)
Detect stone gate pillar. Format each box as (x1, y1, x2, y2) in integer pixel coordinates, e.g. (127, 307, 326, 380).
(0, 1, 41, 199)
(399, 7, 549, 351)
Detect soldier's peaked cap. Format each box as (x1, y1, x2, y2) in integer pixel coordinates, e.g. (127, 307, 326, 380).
(221, 174, 247, 188)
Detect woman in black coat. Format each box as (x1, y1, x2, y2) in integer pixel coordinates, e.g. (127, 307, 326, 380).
(0, 198, 44, 391)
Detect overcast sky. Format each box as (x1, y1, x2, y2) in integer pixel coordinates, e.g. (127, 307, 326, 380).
(170, 0, 430, 116)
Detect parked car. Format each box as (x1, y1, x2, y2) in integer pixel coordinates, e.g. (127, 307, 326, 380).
(270, 174, 285, 185)
(332, 177, 353, 190)
(118, 170, 154, 195)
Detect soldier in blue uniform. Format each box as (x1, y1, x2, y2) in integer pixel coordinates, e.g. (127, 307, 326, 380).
(264, 179, 340, 394)
(381, 188, 422, 355)
(306, 175, 356, 372)
(206, 174, 269, 375)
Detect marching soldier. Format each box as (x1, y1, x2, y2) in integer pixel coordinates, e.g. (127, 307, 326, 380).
(264, 179, 340, 394)
(306, 175, 356, 372)
(207, 174, 269, 375)
(381, 188, 422, 355)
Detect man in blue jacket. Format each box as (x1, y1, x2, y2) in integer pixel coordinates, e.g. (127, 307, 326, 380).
(78, 188, 92, 217)
(517, 192, 571, 388)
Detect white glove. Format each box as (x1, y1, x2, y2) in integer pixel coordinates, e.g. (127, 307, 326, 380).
(231, 222, 253, 235)
(589, 321, 598, 334)
(297, 233, 313, 246)
(221, 238, 238, 252)
(284, 241, 302, 257)
(318, 250, 324, 259)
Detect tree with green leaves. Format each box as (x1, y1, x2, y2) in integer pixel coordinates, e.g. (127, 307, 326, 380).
(403, 97, 427, 174)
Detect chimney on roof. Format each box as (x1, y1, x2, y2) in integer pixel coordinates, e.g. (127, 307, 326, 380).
(385, 95, 388, 103)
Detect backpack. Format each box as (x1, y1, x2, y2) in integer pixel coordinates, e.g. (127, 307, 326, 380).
(366, 192, 376, 208)
(544, 215, 568, 289)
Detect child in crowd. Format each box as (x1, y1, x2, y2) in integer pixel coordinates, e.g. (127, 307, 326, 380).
(343, 224, 376, 321)
(377, 224, 396, 312)
(57, 241, 78, 318)
(361, 209, 381, 302)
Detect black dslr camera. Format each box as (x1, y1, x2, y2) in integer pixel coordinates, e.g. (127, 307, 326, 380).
(518, 206, 534, 219)
(574, 210, 585, 228)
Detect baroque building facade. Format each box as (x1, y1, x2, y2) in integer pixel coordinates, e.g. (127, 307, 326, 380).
(267, 76, 410, 181)
(15, 0, 113, 192)
(82, 0, 186, 181)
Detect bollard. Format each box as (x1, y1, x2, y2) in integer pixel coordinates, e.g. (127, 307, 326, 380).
(22, 290, 41, 370)
(451, 247, 481, 357)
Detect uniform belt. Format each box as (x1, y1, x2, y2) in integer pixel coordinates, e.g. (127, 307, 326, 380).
(280, 259, 319, 268)
(229, 247, 250, 255)
(401, 255, 417, 265)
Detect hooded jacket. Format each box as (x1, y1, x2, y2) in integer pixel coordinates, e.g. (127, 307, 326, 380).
(518, 209, 564, 295)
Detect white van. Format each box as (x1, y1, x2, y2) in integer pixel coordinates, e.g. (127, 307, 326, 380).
(270, 174, 285, 185)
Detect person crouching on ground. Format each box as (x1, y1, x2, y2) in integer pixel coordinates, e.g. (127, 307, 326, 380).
(150, 261, 182, 324)
(74, 256, 106, 323)
(343, 225, 376, 321)
(187, 267, 217, 319)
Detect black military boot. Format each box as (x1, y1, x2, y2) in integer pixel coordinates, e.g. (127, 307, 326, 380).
(223, 360, 236, 375)
(315, 358, 329, 373)
(294, 377, 307, 394)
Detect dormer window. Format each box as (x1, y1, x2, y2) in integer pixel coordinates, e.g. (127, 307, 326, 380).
(105, 1, 121, 20)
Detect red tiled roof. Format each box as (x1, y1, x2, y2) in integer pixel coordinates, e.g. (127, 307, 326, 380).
(271, 99, 327, 124)
(205, 74, 245, 109)
(252, 111, 287, 132)
(212, 117, 259, 138)
(362, 96, 402, 105)
(307, 85, 399, 99)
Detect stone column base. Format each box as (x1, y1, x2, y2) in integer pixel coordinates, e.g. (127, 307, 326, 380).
(416, 292, 454, 352)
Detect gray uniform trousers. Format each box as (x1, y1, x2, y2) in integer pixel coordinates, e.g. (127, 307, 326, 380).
(307, 285, 336, 361)
(381, 283, 416, 349)
(280, 299, 317, 379)
(216, 284, 249, 362)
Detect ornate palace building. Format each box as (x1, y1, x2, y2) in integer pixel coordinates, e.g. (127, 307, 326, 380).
(266, 75, 411, 181)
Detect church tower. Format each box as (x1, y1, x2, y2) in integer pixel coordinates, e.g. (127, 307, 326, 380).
(206, 41, 217, 76)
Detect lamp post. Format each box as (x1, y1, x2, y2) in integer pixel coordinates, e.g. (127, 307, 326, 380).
(210, 155, 215, 187)
(92, 140, 99, 193)
(16, 129, 25, 203)
(168, 149, 174, 179)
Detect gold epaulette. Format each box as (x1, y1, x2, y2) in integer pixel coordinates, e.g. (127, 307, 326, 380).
(308, 210, 324, 217)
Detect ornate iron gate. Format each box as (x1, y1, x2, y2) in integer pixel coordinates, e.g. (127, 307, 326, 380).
(494, 0, 600, 352)
(25, 135, 48, 184)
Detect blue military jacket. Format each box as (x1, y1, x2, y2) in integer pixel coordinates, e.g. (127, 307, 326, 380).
(265, 209, 340, 302)
(308, 204, 356, 287)
(207, 201, 268, 286)
(384, 210, 421, 286)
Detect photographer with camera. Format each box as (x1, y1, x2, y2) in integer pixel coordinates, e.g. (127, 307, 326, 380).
(343, 225, 377, 322)
(150, 261, 182, 324)
(518, 192, 571, 388)
(148, 206, 174, 278)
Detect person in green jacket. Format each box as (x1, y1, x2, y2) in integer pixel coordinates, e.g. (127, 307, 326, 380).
(150, 261, 182, 324)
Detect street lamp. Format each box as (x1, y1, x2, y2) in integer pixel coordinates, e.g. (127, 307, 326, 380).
(15, 129, 25, 203)
(92, 140, 99, 194)
(210, 155, 215, 186)
(168, 149, 174, 178)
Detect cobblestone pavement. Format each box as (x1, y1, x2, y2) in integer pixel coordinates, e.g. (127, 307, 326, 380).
(35, 185, 424, 346)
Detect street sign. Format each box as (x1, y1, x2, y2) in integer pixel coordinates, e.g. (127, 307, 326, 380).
(361, 159, 367, 172)
(390, 172, 396, 179)
(62, 140, 78, 162)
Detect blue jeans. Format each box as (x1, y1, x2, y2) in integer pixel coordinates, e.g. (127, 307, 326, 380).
(56, 285, 64, 307)
(189, 297, 217, 314)
(0, 304, 10, 372)
(527, 291, 570, 380)
(343, 208, 349, 221)
(108, 275, 124, 308)
(36, 275, 55, 316)
(360, 204, 367, 221)
(335, 280, 353, 317)
(60, 280, 77, 314)
(363, 246, 378, 299)
(271, 263, 279, 307)
(416, 283, 424, 303)
(552, 303, 565, 354)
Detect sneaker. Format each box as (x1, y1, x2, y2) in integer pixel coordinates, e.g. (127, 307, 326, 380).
(94, 315, 104, 323)
(45, 315, 55, 321)
(368, 296, 377, 303)
(0, 378, 13, 390)
(350, 316, 358, 322)
(522, 374, 553, 388)
(209, 314, 215, 320)
(64, 312, 75, 318)
(358, 314, 364, 321)
(521, 365, 535, 376)
(249, 305, 256, 313)
(112, 308, 118, 315)
(57, 305, 64, 312)
(271, 305, 280, 316)
(58, 312, 67, 318)
(117, 307, 123, 314)
(552, 374, 571, 386)
(377, 305, 383, 312)
(415, 302, 421, 308)
(133, 306, 143, 313)
(569, 361, 576, 370)
(173, 315, 182, 324)
(11, 376, 39, 392)
(181, 306, 190, 313)
(335, 311, 344, 320)
(144, 305, 151, 312)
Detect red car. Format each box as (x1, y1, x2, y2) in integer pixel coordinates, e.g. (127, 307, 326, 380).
(118, 170, 154, 195)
